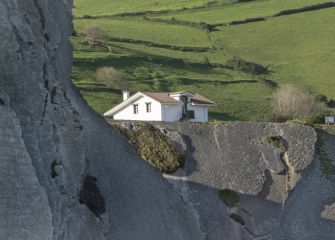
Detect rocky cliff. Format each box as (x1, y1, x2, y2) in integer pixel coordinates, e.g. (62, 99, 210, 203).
(1, 0, 335, 240)
(153, 122, 335, 240)
(0, 1, 203, 239)
(111, 121, 335, 239)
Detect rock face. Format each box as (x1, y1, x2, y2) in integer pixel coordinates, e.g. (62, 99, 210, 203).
(150, 122, 335, 240)
(1, 0, 335, 240)
(0, 1, 203, 240)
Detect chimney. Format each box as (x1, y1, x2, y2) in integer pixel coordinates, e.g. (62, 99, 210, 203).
(122, 91, 130, 101)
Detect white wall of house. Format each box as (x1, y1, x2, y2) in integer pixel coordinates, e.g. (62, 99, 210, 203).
(188, 105, 208, 122)
(113, 96, 162, 121)
(162, 104, 183, 122)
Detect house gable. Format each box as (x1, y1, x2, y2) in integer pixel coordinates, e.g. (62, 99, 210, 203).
(105, 93, 166, 121)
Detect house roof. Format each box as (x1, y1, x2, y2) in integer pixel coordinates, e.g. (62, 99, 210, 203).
(190, 94, 216, 105)
(103, 91, 215, 117)
(142, 92, 181, 104)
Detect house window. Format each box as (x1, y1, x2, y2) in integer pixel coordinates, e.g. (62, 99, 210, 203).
(133, 104, 139, 114)
(146, 102, 152, 113)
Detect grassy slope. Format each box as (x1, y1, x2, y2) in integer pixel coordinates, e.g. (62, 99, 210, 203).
(72, 0, 335, 121)
(73, 0, 211, 17)
(74, 18, 211, 48)
(214, 7, 335, 98)
(155, 0, 329, 24)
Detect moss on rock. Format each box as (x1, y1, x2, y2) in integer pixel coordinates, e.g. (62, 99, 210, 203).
(229, 213, 245, 225)
(218, 189, 239, 208)
(264, 135, 287, 152)
(115, 123, 184, 173)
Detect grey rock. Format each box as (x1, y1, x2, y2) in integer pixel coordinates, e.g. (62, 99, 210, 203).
(0, 1, 204, 240)
(322, 203, 335, 221)
(146, 122, 335, 240)
(157, 122, 316, 196)
(0, 99, 52, 240)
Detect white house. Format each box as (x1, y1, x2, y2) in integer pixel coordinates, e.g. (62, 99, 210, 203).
(104, 91, 215, 122)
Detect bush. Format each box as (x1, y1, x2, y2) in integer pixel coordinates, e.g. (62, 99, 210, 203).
(316, 130, 335, 176)
(273, 2, 335, 17)
(226, 56, 267, 74)
(82, 25, 106, 46)
(230, 213, 245, 225)
(115, 123, 184, 173)
(315, 94, 328, 103)
(218, 189, 239, 207)
(264, 135, 286, 152)
(272, 84, 327, 120)
(96, 67, 128, 89)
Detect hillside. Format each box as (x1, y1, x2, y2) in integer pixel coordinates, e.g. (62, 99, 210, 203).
(1, 1, 335, 239)
(72, 0, 335, 121)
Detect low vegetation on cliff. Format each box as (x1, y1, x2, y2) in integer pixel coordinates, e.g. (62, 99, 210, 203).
(114, 123, 184, 173)
(218, 188, 240, 208)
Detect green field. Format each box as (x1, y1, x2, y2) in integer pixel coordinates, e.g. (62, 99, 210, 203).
(72, 0, 335, 121)
(73, 0, 214, 17)
(155, 0, 329, 24)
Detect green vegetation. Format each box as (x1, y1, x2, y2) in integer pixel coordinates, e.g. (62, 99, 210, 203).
(114, 123, 184, 173)
(156, 0, 330, 24)
(229, 213, 245, 225)
(214, 7, 335, 98)
(218, 189, 240, 207)
(73, 0, 215, 17)
(264, 135, 286, 152)
(72, 0, 335, 121)
(315, 129, 335, 177)
(288, 115, 326, 126)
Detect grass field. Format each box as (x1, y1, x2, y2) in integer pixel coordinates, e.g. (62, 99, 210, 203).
(72, 0, 335, 121)
(73, 0, 215, 17)
(155, 0, 329, 24)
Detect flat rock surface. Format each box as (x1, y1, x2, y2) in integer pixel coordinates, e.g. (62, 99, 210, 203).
(157, 122, 316, 195)
(152, 122, 335, 240)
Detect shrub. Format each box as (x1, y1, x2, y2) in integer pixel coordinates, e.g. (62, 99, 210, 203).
(218, 189, 239, 207)
(315, 94, 328, 103)
(272, 84, 327, 120)
(226, 56, 267, 74)
(316, 130, 335, 176)
(115, 123, 184, 173)
(264, 135, 286, 152)
(228, 17, 266, 26)
(96, 67, 127, 89)
(82, 25, 106, 46)
(230, 213, 245, 225)
(273, 2, 335, 17)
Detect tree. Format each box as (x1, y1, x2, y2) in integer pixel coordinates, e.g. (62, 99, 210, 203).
(272, 84, 326, 120)
(96, 67, 130, 90)
(82, 25, 106, 46)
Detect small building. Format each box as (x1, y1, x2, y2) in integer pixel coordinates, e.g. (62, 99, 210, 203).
(104, 91, 215, 122)
(325, 116, 335, 125)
